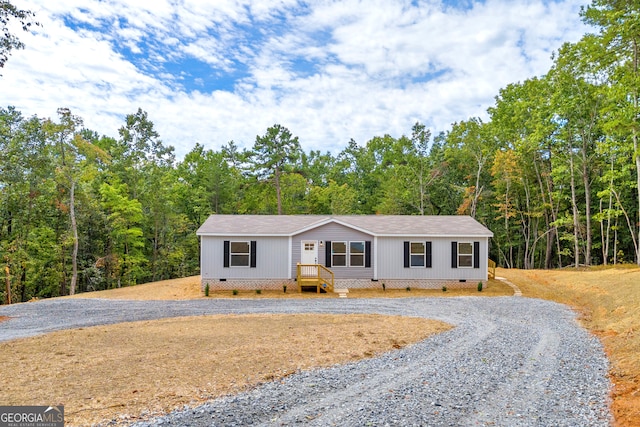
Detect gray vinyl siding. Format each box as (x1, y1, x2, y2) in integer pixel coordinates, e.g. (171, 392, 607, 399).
(200, 236, 290, 280)
(292, 222, 374, 279)
(377, 236, 489, 281)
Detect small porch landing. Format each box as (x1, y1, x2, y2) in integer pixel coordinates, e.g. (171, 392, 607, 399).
(296, 263, 334, 293)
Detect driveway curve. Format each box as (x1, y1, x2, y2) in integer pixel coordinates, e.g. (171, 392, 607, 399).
(0, 297, 612, 426)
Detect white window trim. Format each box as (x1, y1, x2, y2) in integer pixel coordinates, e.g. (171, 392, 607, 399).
(410, 241, 426, 268)
(230, 241, 251, 268)
(349, 241, 365, 268)
(331, 241, 347, 267)
(332, 241, 366, 268)
(458, 241, 473, 269)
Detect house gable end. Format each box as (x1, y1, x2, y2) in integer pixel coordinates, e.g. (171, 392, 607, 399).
(291, 217, 376, 238)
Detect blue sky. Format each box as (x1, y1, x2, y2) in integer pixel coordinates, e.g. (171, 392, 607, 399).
(1, 0, 589, 158)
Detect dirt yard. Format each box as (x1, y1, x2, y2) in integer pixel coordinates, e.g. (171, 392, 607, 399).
(2, 296, 451, 425)
(498, 266, 640, 427)
(64, 276, 513, 300)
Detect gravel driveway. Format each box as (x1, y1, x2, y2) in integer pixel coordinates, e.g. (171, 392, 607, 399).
(0, 297, 612, 426)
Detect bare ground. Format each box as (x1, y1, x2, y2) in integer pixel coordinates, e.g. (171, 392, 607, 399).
(64, 276, 513, 300)
(0, 306, 449, 426)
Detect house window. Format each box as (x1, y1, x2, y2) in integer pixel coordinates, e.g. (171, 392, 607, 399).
(458, 242, 473, 268)
(230, 241, 250, 267)
(350, 241, 365, 267)
(404, 241, 432, 268)
(332, 241, 347, 267)
(410, 242, 425, 267)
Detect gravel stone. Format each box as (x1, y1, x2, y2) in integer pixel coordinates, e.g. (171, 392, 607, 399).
(0, 296, 612, 426)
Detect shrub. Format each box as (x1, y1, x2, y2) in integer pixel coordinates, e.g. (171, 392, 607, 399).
(442, 286, 447, 292)
(204, 284, 210, 297)
(232, 289, 239, 296)
(477, 281, 483, 292)
(406, 286, 411, 292)
(255, 289, 262, 295)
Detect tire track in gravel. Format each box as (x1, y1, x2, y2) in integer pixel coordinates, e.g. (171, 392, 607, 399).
(268, 312, 499, 426)
(465, 327, 561, 426)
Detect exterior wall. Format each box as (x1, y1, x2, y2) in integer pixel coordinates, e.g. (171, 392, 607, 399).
(292, 222, 374, 279)
(199, 227, 490, 289)
(376, 236, 489, 281)
(200, 235, 290, 280)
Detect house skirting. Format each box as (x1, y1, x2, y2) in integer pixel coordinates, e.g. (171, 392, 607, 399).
(202, 279, 296, 291)
(201, 278, 487, 291)
(334, 279, 486, 289)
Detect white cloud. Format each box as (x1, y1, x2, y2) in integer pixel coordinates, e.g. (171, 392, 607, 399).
(1, 0, 589, 158)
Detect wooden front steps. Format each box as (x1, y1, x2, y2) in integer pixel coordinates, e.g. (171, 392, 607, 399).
(296, 263, 334, 293)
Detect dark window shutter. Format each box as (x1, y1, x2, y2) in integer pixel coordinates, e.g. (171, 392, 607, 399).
(250, 241, 257, 268)
(365, 241, 371, 268)
(223, 240, 230, 268)
(404, 241, 410, 268)
(473, 241, 480, 269)
(451, 241, 458, 269)
(325, 241, 332, 267)
(426, 241, 432, 268)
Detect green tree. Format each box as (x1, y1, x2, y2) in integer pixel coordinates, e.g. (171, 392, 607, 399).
(332, 139, 381, 214)
(99, 181, 145, 287)
(44, 108, 109, 294)
(444, 118, 496, 219)
(0, 107, 56, 301)
(374, 123, 440, 215)
(548, 42, 604, 266)
(250, 124, 302, 215)
(1, 1, 39, 69)
(307, 180, 359, 214)
(582, 0, 640, 264)
(489, 78, 562, 268)
(490, 149, 521, 268)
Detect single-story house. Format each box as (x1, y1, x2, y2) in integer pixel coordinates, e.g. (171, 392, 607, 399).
(196, 215, 493, 291)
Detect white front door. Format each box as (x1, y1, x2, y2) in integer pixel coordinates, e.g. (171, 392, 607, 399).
(300, 240, 319, 278)
(301, 240, 318, 265)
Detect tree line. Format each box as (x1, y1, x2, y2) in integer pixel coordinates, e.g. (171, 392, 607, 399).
(1, 0, 640, 302)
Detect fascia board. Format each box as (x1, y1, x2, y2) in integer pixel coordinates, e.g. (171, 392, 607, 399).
(374, 233, 494, 238)
(196, 232, 290, 237)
